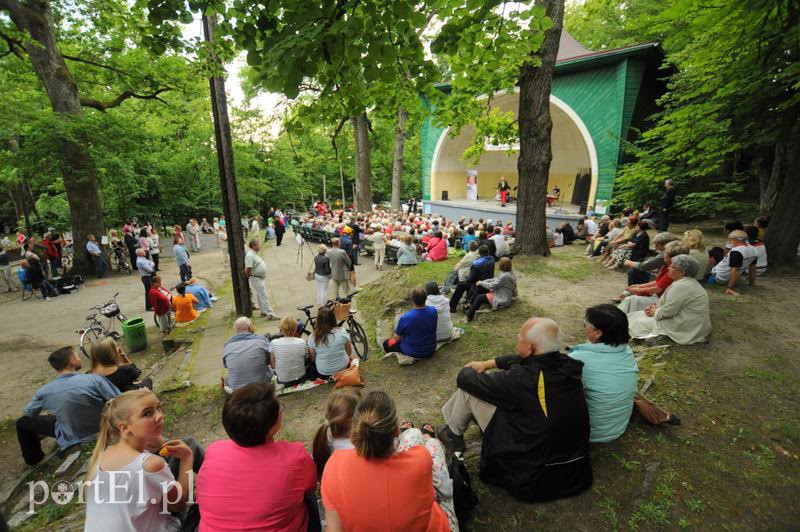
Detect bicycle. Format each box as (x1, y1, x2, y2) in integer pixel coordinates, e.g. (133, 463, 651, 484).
(268, 291, 369, 361)
(109, 246, 132, 275)
(77, 292, 128, 357)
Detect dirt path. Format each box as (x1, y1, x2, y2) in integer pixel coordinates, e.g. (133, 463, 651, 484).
(191, 234, 386, 386)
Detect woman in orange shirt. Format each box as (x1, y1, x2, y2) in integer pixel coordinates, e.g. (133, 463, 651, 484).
(321, 391, 451, 532)
(173, 283, 198, 323)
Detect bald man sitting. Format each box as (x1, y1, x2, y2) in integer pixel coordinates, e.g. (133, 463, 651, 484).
(438, 317, 593, 502)
(221, 317, 273, 393)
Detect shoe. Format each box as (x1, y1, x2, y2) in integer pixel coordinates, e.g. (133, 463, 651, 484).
(666, 414, 681, 426)
(265, 314, 279, 320)
(437, 425, 466, 453)
(45, 297, 51, 301)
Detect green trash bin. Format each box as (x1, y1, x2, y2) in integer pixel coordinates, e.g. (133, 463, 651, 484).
(122, 317, 148, 353)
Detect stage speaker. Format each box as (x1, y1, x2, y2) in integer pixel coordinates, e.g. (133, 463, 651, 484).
(579, 201, 588, 215)
(441, 190, 449, 200)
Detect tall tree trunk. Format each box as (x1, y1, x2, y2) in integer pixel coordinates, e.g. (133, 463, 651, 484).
(353, 112, 372, 212)
(391, 106, 407, 211)
(515, 0, 564, 256)
(765, 110, 800, 267)
(3, 0, 105, 273)
(203, 13, 252, 316)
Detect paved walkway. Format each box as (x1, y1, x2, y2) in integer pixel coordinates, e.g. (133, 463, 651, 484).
(191, 234, 387, 385)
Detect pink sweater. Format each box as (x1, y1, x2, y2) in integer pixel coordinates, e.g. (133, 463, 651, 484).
(426, 237, 448, 261)
(197, 439, 316, 531)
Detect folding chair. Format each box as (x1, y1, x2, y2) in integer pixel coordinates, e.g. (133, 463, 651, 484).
(18, 269, 40, 301)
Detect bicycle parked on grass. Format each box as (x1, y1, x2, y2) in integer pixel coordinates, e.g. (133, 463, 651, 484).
(267, 291, 369, 361)
(77, 293, 128, 357)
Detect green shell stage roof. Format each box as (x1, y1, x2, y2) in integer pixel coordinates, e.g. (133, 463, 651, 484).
(420, 35, 665, 208)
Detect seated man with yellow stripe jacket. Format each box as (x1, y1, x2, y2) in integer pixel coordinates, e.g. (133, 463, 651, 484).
(438, 317, 592, 502)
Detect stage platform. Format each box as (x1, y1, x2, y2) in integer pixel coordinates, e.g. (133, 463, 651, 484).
(423, 198, 583, 228)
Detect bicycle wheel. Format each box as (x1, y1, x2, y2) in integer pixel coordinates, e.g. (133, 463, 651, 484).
(80, 325, 105, 358)
(348, 320, 369, 361)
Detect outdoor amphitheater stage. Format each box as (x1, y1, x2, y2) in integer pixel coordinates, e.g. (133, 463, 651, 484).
(423, 198, 583, 228)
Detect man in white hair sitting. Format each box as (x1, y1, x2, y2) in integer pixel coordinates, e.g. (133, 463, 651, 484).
(221, 317, 273, 393)
(437, 317, 592, 502)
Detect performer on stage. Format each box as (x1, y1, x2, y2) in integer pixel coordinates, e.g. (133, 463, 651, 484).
(497, 177, 511, 207)
(547, 185, 561, 207)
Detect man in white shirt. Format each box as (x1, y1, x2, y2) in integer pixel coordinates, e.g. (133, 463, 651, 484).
(245, 239, 278, 319)
(490, 226, 509, 257)
(585, 217, 598, 236)
(709, 230, 758, 296)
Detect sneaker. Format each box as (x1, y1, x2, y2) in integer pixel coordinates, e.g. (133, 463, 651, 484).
(265, 314, 280, 321)
(45, 297, 52, 302)
(436, 425, 466, 453)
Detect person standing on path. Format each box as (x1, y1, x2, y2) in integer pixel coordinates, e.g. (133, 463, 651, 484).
(86, 235, 108, 279)
(658, 179, 676, 231)
(328, 238, 352, 299)
(273, 215, 286, 247)
(173, 238, 192, 283)
(0, 244, 18, 292)
(314, 244, 332, 306)
(135, 249, 155, 311)
(123, 228, 138, 271)
(147, 228, 161, 271)
(245, 239, 278, 320)
(187, 219, 202, 252)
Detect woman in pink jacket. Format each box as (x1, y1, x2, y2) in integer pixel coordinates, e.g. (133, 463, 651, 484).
(426, 231, 448, 262)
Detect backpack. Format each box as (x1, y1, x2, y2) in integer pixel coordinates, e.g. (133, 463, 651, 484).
(448, 452, 478, 529)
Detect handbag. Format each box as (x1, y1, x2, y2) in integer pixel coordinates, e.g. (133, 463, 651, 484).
(305, 261, 314, 282)
(332, 364, 364, 388)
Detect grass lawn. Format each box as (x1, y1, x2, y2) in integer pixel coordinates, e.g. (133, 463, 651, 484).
(14, 241, 800, 530)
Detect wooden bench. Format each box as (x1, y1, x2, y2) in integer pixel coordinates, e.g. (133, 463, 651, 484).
(385, 245, 398, 265)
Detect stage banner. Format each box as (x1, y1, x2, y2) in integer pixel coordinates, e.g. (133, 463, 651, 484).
(466, 169, 478, 201)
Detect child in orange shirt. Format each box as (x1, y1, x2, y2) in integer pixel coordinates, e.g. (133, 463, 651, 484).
(173, 283, 199, 323)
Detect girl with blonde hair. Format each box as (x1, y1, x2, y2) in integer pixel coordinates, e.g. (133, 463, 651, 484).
(682, 229, 709, 280)
(84, 390, 196, 531)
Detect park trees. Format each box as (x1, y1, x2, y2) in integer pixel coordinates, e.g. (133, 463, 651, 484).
(568, 0, 800, 266)
(0, 0, 182, 271)
(432, 0, 562, 255)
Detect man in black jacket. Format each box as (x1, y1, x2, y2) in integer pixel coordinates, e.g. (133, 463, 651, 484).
(438, 317, 592, 502)
(449, 245, 494, 312)
(658, 179, 676, 230)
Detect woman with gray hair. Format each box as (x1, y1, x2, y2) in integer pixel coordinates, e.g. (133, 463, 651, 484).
(627, 254, 712, 345)
(617, 240, 689, 313)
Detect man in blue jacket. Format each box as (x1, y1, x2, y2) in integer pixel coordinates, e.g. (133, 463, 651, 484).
(449, 244, 495, 312)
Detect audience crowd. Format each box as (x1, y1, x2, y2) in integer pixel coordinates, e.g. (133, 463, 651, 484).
(10, 199, 771, 531)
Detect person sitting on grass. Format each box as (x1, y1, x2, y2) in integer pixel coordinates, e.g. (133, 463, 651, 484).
(307, 307, 357, 380)
(617, 241, 689, 313)
(437, 317, 592, 503)
(321, 391, 451, 532)
(185, 277, 216, 311)
(628, 254, 712, 344)
(707, 229, 758, 296)
(149, 276, 175, 338)
(173, 282, 199, 323)
(383, 286, 438, 364)
(461, 226, 478, 250)
(222, 317, 274, 393)
(744, 226, 768, 277)
(442, 240, 479, 295)
(197, 383, 317, 531)
(567, 305, 638, 443)
(465, 257, 517, 322)
(425, 231, 449, 262)
(312, 388, 362, 477)
(89, 337, 153, 393)
(16, 347, 120, 466)
(623, 232, 680, 286)
(270, 316, 312, 387)
(84, 389, 201, 531)
(450, 245, 495, 313)
(396, 234, 419, 266)
(425, 281, 454, 342)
